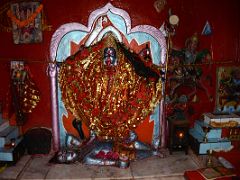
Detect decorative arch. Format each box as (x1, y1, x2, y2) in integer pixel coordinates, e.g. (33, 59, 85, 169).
(49, 3, 166, 150)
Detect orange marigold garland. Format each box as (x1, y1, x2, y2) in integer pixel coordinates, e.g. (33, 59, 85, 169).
(7, 4, 43, 28)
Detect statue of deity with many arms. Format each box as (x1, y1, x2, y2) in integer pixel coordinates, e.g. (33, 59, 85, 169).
(56, 30, 164, 167)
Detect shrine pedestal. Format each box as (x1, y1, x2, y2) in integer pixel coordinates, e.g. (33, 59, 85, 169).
(189, 120, 232, 155)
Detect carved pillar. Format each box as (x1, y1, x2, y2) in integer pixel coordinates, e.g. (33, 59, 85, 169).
(48, 62, 59, 151)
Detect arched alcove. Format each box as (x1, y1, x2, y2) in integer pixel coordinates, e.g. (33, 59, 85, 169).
(49, 3, 166, 151)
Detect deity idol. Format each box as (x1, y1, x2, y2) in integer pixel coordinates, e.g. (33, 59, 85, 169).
(57, 33, 163, 167)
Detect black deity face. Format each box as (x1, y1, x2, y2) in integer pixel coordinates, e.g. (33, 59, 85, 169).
(104, 47, 117, 66)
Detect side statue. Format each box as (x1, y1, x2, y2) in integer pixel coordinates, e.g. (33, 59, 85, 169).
(171, 33, 212, 65)
(54, 33, 164, 167)
(165, 33, 213, 124)
(168, 33, 212, 102)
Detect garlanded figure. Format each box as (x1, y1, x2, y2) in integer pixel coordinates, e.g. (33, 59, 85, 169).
(55, 33, 164, 167)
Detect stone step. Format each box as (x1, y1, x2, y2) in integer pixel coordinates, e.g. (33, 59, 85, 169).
(0, 113, 10, 133)
(0, 119, 10, 132)
(0, 137, 25, 162)
(0, 126, 19, 148)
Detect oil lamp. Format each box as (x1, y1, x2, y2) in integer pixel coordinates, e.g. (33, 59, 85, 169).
(10, 138, 16, 147)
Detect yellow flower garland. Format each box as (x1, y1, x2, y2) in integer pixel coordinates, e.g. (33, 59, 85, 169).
(7, 4, 43, 28)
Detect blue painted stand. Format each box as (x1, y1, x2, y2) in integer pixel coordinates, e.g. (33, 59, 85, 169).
(189, 120, 232, 154)
(0, 113, 25, 163)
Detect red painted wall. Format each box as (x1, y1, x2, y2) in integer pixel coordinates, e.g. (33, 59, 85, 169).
(0, 0, 239, 141)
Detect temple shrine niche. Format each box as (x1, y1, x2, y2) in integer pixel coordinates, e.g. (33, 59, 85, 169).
(49, 3, 166, 167)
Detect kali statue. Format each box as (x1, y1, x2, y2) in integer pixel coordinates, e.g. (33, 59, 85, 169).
(56, 33, 164, 168)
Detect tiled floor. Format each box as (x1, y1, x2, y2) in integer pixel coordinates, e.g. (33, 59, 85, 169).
(0, 150, 200, 180)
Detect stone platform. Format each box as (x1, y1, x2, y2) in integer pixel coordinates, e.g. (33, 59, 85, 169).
(0, 150, 199, 180)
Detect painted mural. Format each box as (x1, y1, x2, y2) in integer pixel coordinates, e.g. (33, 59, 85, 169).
(216, 66, 240, 113)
